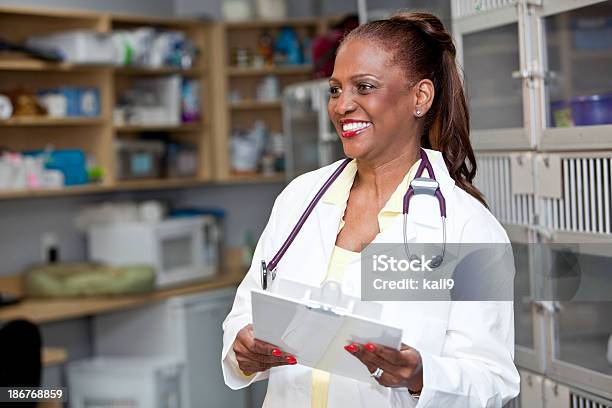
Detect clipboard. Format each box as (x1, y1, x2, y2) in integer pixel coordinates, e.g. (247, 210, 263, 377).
(251, 284, 402, 383)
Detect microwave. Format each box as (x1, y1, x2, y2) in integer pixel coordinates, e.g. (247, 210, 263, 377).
(87, 216, 218, 287)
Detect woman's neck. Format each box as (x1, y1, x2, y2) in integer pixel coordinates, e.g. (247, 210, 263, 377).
(354, 147, 421, 206)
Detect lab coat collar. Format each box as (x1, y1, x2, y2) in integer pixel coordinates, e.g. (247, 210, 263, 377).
(313, 148, 455, 267)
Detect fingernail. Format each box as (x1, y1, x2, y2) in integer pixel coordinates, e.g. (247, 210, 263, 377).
(285, 356, 297, 365)
(344, 343, 358, 353)
(364, 343, 376, 352)
(271, 348, 282, 357)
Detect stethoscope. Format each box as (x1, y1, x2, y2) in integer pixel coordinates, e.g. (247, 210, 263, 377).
(261, 148, 447, 290)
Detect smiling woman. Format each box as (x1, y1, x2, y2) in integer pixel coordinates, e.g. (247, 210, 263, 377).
(222, 11, 519, 408)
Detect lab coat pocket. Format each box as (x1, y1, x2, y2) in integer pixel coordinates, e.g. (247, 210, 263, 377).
(265, 365, 311, 408)
(381, 302, 449, 357)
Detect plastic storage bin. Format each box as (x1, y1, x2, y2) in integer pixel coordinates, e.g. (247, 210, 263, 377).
(166, 142, 197, 178)
(27, 30, 119, 64)
(116, 139, 165, 179)
(24, 149, 88, 186)
(68, 357, 182, 408)
(570, 93, 612, 126)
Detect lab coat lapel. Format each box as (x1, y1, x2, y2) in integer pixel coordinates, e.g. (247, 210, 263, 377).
(311, 201, 343, 283)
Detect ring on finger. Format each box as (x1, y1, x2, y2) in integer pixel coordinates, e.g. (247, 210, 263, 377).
(370, 367, 384, 380)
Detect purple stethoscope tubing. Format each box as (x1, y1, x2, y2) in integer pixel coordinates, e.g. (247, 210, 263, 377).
(261, 148, 447, 290)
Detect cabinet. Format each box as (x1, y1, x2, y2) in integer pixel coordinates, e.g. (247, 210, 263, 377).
(537, 1, 612, 150)
(93, 287, 247, 408)
(454, 0, 612, 400)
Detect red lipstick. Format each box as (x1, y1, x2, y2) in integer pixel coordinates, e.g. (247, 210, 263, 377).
(339, 119, 372, 138)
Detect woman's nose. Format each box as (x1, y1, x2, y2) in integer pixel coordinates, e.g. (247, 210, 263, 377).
(333, 92, 356, 115)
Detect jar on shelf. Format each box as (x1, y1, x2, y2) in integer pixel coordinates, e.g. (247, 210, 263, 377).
(255, 0, 287, 20)
(222, 0, 253, 21)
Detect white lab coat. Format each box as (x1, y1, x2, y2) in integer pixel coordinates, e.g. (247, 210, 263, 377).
(221, 149, 520, 407)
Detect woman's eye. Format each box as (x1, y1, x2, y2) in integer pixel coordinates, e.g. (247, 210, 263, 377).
(357, 83, 374, 94)
(329, 86, 341, 98)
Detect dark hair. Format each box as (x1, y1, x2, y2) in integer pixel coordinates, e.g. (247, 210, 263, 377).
(341, 12, 487, 206)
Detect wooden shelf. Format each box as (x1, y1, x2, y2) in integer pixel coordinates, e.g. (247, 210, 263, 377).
(0, 185, 109, 200)
(227, 64, 313, 77)
(225, 17, 321, 30)
(114, 123, 203, 132)
(114, 177, 205, 190)
(0, 58, 109, 72)
(114, 66, 204, 76)
(229, 100, 282, 110)
(0, 175, 288, 200)
(0, 271, 244, 324)
(0, 178, 208, 200)
(42, 347, 67, 367)
(0, 59, 205, 75)
(111, 13, 202, 28)
(0, 116, 105, 127)
(225, 172, 286, 184)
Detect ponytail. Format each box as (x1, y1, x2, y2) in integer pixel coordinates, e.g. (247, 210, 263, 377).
(342, 12, 487, 207)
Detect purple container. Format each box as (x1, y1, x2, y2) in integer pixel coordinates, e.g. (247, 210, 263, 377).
(570, 93, 612, 126)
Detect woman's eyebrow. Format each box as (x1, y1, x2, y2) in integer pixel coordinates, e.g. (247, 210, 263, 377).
(350, 74, 380, 80)
(329, 74, 380, 84)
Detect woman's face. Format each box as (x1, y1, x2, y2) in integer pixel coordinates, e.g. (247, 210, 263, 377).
(328, 38, 418, 163)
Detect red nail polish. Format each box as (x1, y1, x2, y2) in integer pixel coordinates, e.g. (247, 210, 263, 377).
(286, 356, 297, 365)
(365, 343, 376, 352)
(344, 343, 358, 353)
(272, 348, 282, 357)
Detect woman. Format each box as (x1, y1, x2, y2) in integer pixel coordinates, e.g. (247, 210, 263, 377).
(222, 12, 520, 407)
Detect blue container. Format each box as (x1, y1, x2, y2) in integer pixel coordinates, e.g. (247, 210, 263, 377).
(570, 93, 612, 126)
(38, 87, 100, 117)
(274, 27, 303, 65)
(77, 87, 100, 117)
(24, 149, 88, 186)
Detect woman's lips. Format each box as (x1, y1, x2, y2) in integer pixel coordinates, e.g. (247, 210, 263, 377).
(340, 122, 372, 138)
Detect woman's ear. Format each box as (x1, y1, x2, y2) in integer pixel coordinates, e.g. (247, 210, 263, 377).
(413, 79, 434, 117)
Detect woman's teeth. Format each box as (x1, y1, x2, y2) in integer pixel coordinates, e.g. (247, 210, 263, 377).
(342, 122, 371, 132)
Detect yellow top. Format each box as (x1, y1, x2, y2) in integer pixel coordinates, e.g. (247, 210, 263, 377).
(311, 158, 422, 407)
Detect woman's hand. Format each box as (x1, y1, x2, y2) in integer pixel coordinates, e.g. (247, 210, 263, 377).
(345, 342, 423, 393)
(233, 324, 297, 375)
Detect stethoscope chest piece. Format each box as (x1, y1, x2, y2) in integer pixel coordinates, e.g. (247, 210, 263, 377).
(260, 261, 277, 290)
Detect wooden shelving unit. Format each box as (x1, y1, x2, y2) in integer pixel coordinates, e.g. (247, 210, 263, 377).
(114, 123, 204, 133)
(227, 64, 313, 77)
(0, 6, 215, 197)
(0, 7, 320, 197)
(229, 100, 282, 110)
(0, 116, 105, 127)
(114, 66, 203, 76)
(210, 18, 329, 182)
